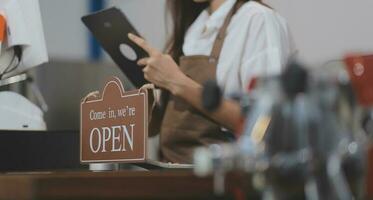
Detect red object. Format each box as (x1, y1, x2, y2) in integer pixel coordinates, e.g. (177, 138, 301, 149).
(247, 77, 258, 92)
(233, 187, 246, 200)
(0, 15, 6, 42)
(344, 54, 373, 106)
(234, 118, 245, 139)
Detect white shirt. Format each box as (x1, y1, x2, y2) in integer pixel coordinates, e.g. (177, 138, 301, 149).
(183, 0, 295, 97)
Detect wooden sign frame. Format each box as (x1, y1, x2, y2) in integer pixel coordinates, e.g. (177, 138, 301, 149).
(80, 77, 148, 163)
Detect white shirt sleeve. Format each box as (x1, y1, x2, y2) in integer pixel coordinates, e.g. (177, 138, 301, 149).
(239, 11, 293, 92)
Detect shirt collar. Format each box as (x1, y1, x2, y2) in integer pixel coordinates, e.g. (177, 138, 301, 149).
(204, 0, 237, 31)
(185, 0, 237, 40)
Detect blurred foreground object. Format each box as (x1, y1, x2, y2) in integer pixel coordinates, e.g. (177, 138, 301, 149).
(344, 54, 373, 107)
(0, 0, 48, 130)
(197, 57, 372, 199)
(0, 0, 48, 78)
(345, 54, 373, 199)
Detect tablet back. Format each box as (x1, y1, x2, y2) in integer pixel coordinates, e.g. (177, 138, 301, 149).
(82, 7, 148, 88)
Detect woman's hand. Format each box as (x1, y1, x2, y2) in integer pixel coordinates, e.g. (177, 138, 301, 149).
(128, 33, 186, 94)
(139, 83, 155, 92)
(128, 34, 242, 132)
(140, 83, 161, 106)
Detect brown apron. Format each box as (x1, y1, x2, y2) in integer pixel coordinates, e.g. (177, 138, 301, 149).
(158, 2, 243, 164)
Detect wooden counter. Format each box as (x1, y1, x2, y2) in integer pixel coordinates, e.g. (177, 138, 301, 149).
(0, 170, 258, 200)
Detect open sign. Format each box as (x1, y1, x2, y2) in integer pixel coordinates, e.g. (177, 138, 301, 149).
(80, 77, 148, 163)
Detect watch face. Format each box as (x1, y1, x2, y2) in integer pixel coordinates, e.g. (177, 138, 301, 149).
(82, 7, 148, 88)
(345, 54, 373, 107)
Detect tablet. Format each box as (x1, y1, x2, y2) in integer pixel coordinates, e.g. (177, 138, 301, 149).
(82, 7, 148, 88)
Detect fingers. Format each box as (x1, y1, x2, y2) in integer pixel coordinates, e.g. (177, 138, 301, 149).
(138, 57, 158, 67)
(128, 33, 159, 56)
(142, 66, 154, 83)
(144, 72, 150, 82)
(142, 65, 150, 73)
(139, 83, 155, 92)
(137, 57, 149, 66)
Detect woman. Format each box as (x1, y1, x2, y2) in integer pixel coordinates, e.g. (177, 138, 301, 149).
(128, 0, 295, 163)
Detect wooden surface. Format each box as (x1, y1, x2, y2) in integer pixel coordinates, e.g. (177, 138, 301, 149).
(0, 170, 256, 200)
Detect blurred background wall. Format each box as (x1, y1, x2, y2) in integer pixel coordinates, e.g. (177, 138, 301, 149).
(39, 0, 373, 65)
(40, 0, 167, 61)
(268, 0, 373, 66)
(32, 0, 373, 132)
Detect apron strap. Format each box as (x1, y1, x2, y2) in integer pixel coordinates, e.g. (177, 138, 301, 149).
(209, 0, 245, 62)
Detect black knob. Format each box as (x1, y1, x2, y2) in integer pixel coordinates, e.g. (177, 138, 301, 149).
(202, 80, 222, 112)
(281, 61, 308, 99)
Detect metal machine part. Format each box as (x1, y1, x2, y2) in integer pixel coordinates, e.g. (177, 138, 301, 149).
(0, 0, 48, 130)
(196, 61, 366, 199)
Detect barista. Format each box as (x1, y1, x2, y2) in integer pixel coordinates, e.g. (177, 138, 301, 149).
(129, 0, 295, 164)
